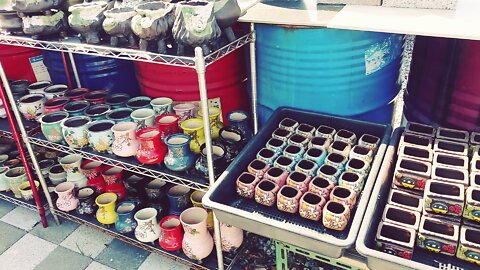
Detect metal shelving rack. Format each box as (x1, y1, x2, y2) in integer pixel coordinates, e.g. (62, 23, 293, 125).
(0, 30, 254, 270)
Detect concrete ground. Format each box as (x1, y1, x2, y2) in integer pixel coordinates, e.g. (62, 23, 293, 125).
(0, 200, 189, 270)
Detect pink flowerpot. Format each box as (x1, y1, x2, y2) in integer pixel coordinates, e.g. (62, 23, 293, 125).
(277, 186, 302, 213)
(54, 182, 79, 212)
(220, 222, 243, 253)
(65, 88, 89, 101)
(135, 127, 166, 164)
(112, 122, 139, 157)
(180, 207, 214, 263)
(44, 97, 70, 114)
(254, 179, 280, 207)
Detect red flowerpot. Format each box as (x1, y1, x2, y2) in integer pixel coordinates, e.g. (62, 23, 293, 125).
(155, 114, 180, 140)
(87, 177, 106, 193)
(84, 90, 109, 105)
(159, 215, 183, 251)
(105, 183, 127, 201)
(81, 160, 104, 181)
(44, 97, 70, 114)
(135, 127, 167, 164)
(102, 166, 124, 185)
(65, 88, 89, 101)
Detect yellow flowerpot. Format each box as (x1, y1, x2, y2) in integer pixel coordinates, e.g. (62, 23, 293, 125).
(95, 192, 118, 225)
(181, 118, 205, 154)
(190, 190, 214, 230)
(198, 107, 223, 140)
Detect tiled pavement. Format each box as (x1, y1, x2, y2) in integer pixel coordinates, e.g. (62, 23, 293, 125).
(0, 200, 189, 270)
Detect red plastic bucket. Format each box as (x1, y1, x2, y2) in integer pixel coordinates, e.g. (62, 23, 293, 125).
(0, 44, 42, 82)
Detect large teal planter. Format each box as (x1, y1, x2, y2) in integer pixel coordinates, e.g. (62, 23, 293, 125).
(39, 111, 69, 144)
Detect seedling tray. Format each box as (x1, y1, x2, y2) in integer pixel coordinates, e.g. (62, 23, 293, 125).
(204, 107, 391, 258)
(356, 128, 478, 270)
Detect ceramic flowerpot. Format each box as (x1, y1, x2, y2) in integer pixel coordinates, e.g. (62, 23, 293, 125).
(103, 7, 137, 47)
(10, 80, 29, 101)
(190, 190, 213, 230)
(126, 96, 152, 110)
(155, 114, 180, 140)
(48, 164, 67, 186)
(150, 97, 173, 117)
(13, 0, 64, 13)
(61, 116, 91, 149)
(159, 215, 183, 251)
(145, 178, 167, 202)
(102, 166, 124, 186)
(63, 100, 90, 116)
(181, 118, 205, 154)
(44, 84, 68, 99)
(27, 81, 52, 95)
(105, 183, 127, 202)
(64, 88, 89, 101)
(19, 181, 40, 201)
(96, 192, 118, 225)
(84, 104, 111, 121)
(131, 108, 155, 130)
(131, 1, 175, 53)
(220, 222, 243, 253)
(83, 90, 109, 105)
(39, 111, 69, 144)
(218, 127, 245, 163)
(164, 133, 196, 172)
(87, 120, 115, 153)
(167, 185, 191, 215)
(112, 122, 139, 157)
(55, 182, 79, 212)
(18, 93, 46, 121)
(134, 207, 161, 243)
(115, 201, 138, 234)
(0, 166, 10, 192)
(21, 11, 67, 37)
(105, 93, 130, 109)
(198, 107, 223, 140)
(173, 103, 195, 125)
(106, 108, 133, 123)
(173, 1, 221, 55)
(195, 142, 228, 179)
(76, 186, 97, 215)
(59, 154, 87, 188)
(180, 207, 214, 263)
(5, 167, 27, 198)
(80, 160, 104, 183)
(226, 110, 252, 140)
(68, 2, 108, 44)
(136, 127, 167, 164)
(44, 97, 70, 114)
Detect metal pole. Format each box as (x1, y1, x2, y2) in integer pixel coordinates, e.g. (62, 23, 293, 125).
(68, 52, 81, 88)
(194, 47, 224, 270)
(249, 23, 258, 134)
(0, 63, 52, 227)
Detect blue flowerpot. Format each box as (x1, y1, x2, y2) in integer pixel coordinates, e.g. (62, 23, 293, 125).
(115, 201, 138, 234)
(163, 133, 195, 172)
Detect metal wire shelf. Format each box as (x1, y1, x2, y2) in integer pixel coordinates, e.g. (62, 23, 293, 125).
(0, 32, 253, 67)
(0, 191, 50, 211)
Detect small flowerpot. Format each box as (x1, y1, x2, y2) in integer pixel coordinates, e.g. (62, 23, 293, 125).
(63, 100, 90, 117)
(398, 145, 433, 163)
(105, 93, 130, 109)
(127, 96, 152, 110)
(76, 186, 97, 215)
(102, 166, 123, 186)
(299, 192, 326, 221)
(226, 110, 252, 140)
(135, 207, 161, 242)
(277, 186, 302, 213)
(18, 181, 39, 201)
(308, 136, 331, 150)
(334, 129, 357, 145)
(431, 164, 468, 186)
(55, 182, 79, 212)
(417, 216, 459, 256)
(59, 154, 87, 188)
(295, 123, 315, 139)
(86, 177, 107, 194)
(181, 118, 205, 154)
(434, 152, 467, 170)
(39, 111, 69, 144)
(424, 180, 465, 217)
(0, 167, 10, 192)
(84, 104, 111, 121)
(349, 145, 374, 164)
(44, 97, 70, 114)
(256, 148, 279, 166)
(304, 147, 326, 166)
(325, 153, 347, 171)
(173, 103, 195, 125)
(115, 201, 137, 234)
(387, 188, 423, 213)
(131, 108, 155, 130)
(48, 164, 67, 186)
(87, 120, 115, 153)
(236, 172, 260, 199)
(10, 80, 28, 101)
(288, 134, 308, 149)
(124, 174, 149, 196)
(150, 97, 173, 116)
(28, 81, 52, 95)
(64, 88, 89, 101)
(266, 138, 287, 155)
(359, 133, 381, 152)
(405, 122, 435, 137)
(346, 158, 370, 178)
(155, 114, 180, 140)
(315, 125, 336, 140)
(145, 178, 167, 202)
(80, 160, 103, 182)
(106, 108, 133, 123)
(283, 145, 305, 163)
(382, 204, 420, 230)
(322, 201, 350, 231)
(44, 84, 68, 99)
(167, 185, 191, 215)
(136, 127, 166, 164)
(218, 127, 244, 163)
(264, 167, 288, 187)
(274, 155, 295, 172)
(328, 141, 351, 157)
(330, 186, 357, 209)
(111, 122, 139, 157)
(84, 90, 108, 105)
(18, 93, 46, 121)
(463, 186, 480, 223)
(96, 192, 119, 225)
(190, 190, 213, 230)
(163, 133, 195, 171)
(317, 164, 341, 184)
(286, 171, 311, 193)
(393, 157, 431, 191)
(278, 118, 298, 132)
(272, 128, 293, 142)
(254, 179, 280, 207)
(247, 159, 269, 179)
(195, 142, 228, 179)
(456, 227, 480, 263)
(159, 215, 183, 251)
(220, 222, 244, 253)
(61, 116, 91, 149)
(338, 172, 364, 194)
(375, 221, 415, 260)
(198, 107, 224, 140)
(308, 176, 335, 198)
(180, 207, 214, 263)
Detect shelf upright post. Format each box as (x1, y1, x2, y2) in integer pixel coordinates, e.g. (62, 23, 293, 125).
(194, 47, 224, 270)
(249, 23, 258, 135)
(0, 62, 56, 227)
(68, 52, 82, 87)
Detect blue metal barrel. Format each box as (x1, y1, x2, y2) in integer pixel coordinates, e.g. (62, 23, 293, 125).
(256, 24, 404, 125)
(42, 50, 140, 96)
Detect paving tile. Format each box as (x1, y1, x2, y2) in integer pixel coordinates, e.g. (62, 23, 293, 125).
(84, 261, 115, 270)
(0, 199, 16, 218)
(60, 225, 113, 258)
(0, 206, 41, 231)
(0, 221, 27, 255)
(34, 246, 92, 270)
(138, 253, 190, 270)
(30, 215, 80, 244)
(95, 239, 149, 270)
(0, 234, 56, 270)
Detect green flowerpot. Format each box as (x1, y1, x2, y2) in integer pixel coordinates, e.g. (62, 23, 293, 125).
(39, 111, 69, 143)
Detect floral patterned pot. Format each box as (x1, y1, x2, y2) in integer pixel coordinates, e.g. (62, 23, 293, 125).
(180, 207, 214, 263)
(159, 215, 183, 251)
(277, 185, 302, 213)
(394, 157, 431, 191)
(102, 166, 123, 186)
(55, 182, 79, 212)
(295, 123, 315, 139)
(106, 108, 134, 123)
(18, 93, 46, 121)
(349, 145, 374, 164)
(155, 114, 180, 140)
(288, 134, 309, 149)
(236, 172, 260, 199)
(105, 93, 130, 109)
(39, 111, 69, 144)
(346, 158, 370, 178)
(163, 133, 196, 172)
(198, 107, 223, 140)
(338, 172, 365, 194)
(266, 138, 287, 155)
(328, 141, 351, 157)
(115, 201, 138, 234)
(76, 186, 97, 215)
(330, 186, 357, 209)
(63, 100, 90, 117)
(181, 118, 205, 154)
(424, 180, 464, 217)
(375, 221, 415, 260)
(126, 96, 152, 110)
(359, 134, 381, 152)
(195, 142, 228, 179)
(136, 127, 166, 164)
(456, 227, 480, 264)
(257, 148, 279, 167)
(295, 159, 318, 177)
(111, 122, 139, 157)
(334, 129, 357, 145)
(59, 154, 87, 188)
(150, 97, 173, 117)
(44, 84, 68, 100)
(226, 110, 252, 140)
(247, 159, 269, 179)
(308, 136, 331, 150)
(286, 171, 311, 193)
(218, 127, 244, 163)
(87, 120, 115, 153)
(317, 164, 341, 184)
(145, 178, 167, 203)
(173, 103, 195, 125)
(304, 147, 327, 166)
(322, 201, 350, 231)
(264, 167, 288, 187)
(44, 97, 70, 114)
(68, 2, 108, 44)
(254, 179, 279, 207)
(27, 81, 52, 95)
(167, 185, 191, 215)
(80, 160, 103, 182)
(463, 186, 480, 223)
(299, 192, 326, 221)
(84, 104, 111, 121)
(279, 118, 298, 132)
(325, 153, 347, 171)
(96, 192, 118, 225)
(272, 128, 293, 142)
(315, 125, 336, 140)
(283, 145, 304, 163)
(48, 164, 67, 186)
(134, 207, 161, 243)
(103, 7, 137, 47)
(131, 108, 155, 130)
(61, 116, 91, 149)
(18, 181, 39, 201)
(220, 222, 243, 253)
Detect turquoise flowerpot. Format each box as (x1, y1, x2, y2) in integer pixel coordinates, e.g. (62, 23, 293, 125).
(164, 133, 195, 172)
(115, 201, 138, 234)
(39, 111, 69, 143)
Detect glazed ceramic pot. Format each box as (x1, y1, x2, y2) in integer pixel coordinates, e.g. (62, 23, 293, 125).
(59, 154, 87, 188)
(173, 1, 221, 55)
(64, 88, 89, 101)
(55, 182, 79, 212)
(330, 186, 357, 209)
(68, 2, 108, 44)
(0, 10, 22, 34)
(167, 185, 191, 215)
(236, 172, 260, 199)
(131, 1, 175, 53)
(0, 167, 10, 192)
(266, 138, 287, 155)
(115, 201, 138, 234)
(102, 166, 123, 186)
(18, 93, 46, 121)
(272, 128, 293, 142)
(126, 96, 152, 110)
(329, 141, 351, 157)
(63, 100, 90, 116)
(39, 111, 69, 144)
(124, 174, 149, 197)
(155, 114, 180, 140)
(76, 186, 97, 215)
(295, 159, 319, 177)
(308, 176, 335, 199)
(159, 215, 183, 251)
(218, 127, 244, 163)
(227, 110, 252, 140)
(322, 201, 351, 231)
(338, 172, 365, 194)
(106, 108, 133, 123)
(359, 134, 381, 152)
(299, 192, 326, 221)
(316, 125, 336, 140)
(105, 183, 127, 201)
(136, 127, 166, 164)
(317, 164, 341, 184)
(277, 185, 302, 213)
(279, 118, 298, 132)
(111, 122, 139, 157)
(274, 155, 295, 173)
(80, 160, 103, 183)
(283, 145, 305, 163)
(27, 81, 52, 95)
(220, 222, 243, 253)
(105, 93, 130, 109)
(257, 148, 279, 166)
(173, 103, 195, 125)
(335, 129, 357, 145)
(44, 97, 70, 114)
(145, 178, 167, 202)
(190, 190, 213, 230)
(264, 167, 288, 187)
(4, 159, 21, 169)
(44, 84, 68, 99)
(286, 172, 312, 193)
(13, 0, 64, 13)
(164, 134, 196, 171)
(18, 181, 40, 201)
(96, 192, 118, 225)
(350, 145, 374, 164)
(87, 120, 115, 153)
(255, 179, 280, 207)
(84, 104, 110, 121)
(9, 80, 29, 101)
(61, 116, 91, 149)
(37, 159, 55, 178)
(195, 142, 228, 179)
(103, 7, 137, 47)
(84, 90, 109, 105)
(304, 147, 327, 166)
(131, 108, 155, 130)
(346, 158, 370, 178)
(134, 207, 161, 243)
(180, 207, 214, 262)
(149, 201, 167, 220)
(247, 159, 269, 179)
(288, 134, 309, 149)
(309, 136, 332, 150)
(21, 11, 67, 37)
(296, 123, 315, 139)
(5, 167, 27, 198)
(198, 107, 223, 140)
(151, 97, 173, 116)
(48, 164, 67, 185)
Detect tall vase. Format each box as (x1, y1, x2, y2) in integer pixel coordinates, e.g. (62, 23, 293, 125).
(198, 107, 223, 140)
(134, 207, 161, 243)
(59, 154, 87, 188)
(115, 201, 138, 234)
(5, 167, 27, 198)
(159, 215, 184, 251)
(55, 182, 79, 212)
(135, 127, 166, 164)
(164, 134, 196, 172)
(220, 222, 244, 253)
(190, 190, 213, 231)
(111, 122, 139, 157)
(181, 118, 205, 154)
(0, 166, 10, 191)
(180, 207, 214, 263)
(95, 192, 118, 226)
(226, 110, 253, 140)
